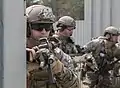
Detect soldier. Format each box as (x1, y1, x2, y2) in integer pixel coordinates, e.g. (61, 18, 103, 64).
(82, 26, 120, 88)
(26, 5, 79, 88)
(54, 16, 84, 87)
(54, 16, 84, 72)
(54, 16, 82, 55)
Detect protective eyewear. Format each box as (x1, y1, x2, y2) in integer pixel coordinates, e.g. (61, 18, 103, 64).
(31, 23, 53, 31)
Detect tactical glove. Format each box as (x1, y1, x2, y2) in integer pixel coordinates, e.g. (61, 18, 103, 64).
(26, 48, 36, 62)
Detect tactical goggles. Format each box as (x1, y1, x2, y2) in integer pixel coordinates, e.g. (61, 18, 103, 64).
(31, 23, 53, 31)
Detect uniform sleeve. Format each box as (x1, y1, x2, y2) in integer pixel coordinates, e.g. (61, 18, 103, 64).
(54, 48, 74, 70)
(54, 48, 79, 88)
(83, 39, 98, 53)
(55, 67, 79, 88)
(114, 45, 120, 59)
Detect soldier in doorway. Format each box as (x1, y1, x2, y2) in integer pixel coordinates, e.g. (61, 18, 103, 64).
(26, 5, 79, 88)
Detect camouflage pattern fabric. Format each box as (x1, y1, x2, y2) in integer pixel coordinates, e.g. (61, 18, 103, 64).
(82, 36, 120, 88)
(57, 36, 78, 54)
(27, 38, 79, 88)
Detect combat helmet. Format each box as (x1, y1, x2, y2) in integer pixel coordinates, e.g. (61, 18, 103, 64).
(26, 5, 55, 23)
(56, 16, 76, 29)
(104, 26, 120, 36)
(26, 5, 55, 37)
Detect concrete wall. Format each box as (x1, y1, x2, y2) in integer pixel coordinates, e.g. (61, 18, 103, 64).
(73, 21, 84, 45)
(73, 0, 120, 46)
(0, 0, 26, 88)
(0, 0, 3, 87)
(88, 0, 120, 37)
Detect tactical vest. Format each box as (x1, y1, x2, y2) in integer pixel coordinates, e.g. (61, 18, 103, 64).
(27, 38, 58, 88)
(27, 62, 59, 88)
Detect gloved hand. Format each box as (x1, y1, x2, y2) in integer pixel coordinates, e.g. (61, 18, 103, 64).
(26, 46, 49, 62)
(38, 48, 64, 74)
(27, 46, 65, 74)
(26, 48, 36, 62)
(53, 47, 63, 59)
(50, 55, 64, 74)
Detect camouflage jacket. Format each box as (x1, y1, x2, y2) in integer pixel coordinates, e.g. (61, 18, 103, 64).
(57, 36, 78, 54)
(27, 37, 79, 88)
(83, 36, 120, 72)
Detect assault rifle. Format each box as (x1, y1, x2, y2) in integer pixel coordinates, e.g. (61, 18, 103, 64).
(32, 37, 60, 84)
(97, 58, 120, 75)
(95, 59, 120, 88)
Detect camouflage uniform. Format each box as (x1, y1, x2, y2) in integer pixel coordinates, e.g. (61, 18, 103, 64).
(55, 16, 84, 73)
(82, 26, 120, 88)
(26, 5, 79, 88)
(55, 16, 79, 55)
(58, 36, 78, 55)
(55, 16, 83, 88)
(113, 43, 120, 77)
